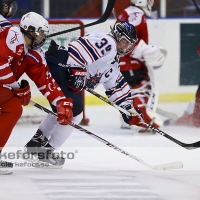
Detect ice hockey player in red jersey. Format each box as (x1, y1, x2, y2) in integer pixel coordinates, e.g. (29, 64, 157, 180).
(0, 0, 17, 175)
(23, 21, 147, 168)
(0, 11, 72, 173)
(115, 0, 167, 132)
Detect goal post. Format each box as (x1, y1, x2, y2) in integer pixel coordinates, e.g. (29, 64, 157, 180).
(10, 19, 89, 125)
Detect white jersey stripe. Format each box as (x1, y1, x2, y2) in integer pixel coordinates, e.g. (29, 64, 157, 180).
(0, 72, 13, 80)
(0, 63, 9, 69)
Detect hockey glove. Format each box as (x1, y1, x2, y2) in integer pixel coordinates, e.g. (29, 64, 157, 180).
(121, 107, 144, 127)
(12, 80, 31, 106)
(56, 98, 73, 125)
(67, 67, 87, 93)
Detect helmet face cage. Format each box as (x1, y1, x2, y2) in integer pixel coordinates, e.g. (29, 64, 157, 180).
(0, 0, 18, 18)
(20, 12, 49, 49)
(32, 27, 49, 49)
(112, 21, 137, 55)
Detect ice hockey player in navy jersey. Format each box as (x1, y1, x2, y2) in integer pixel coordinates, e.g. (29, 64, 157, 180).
(23, 21, 148, 168)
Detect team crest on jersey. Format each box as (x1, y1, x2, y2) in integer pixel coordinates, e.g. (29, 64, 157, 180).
(7, 56, 13, 65)
(16, 45, 24, 56)
(86, 73, 102, 89)
(10, 30, 19, 44)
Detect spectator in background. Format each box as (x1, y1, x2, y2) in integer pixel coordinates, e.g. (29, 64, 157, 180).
(115, 0, 167, 132)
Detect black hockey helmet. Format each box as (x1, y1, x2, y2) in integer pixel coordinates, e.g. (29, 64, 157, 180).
(0, 0, 17, 18)
(111, 20, 137, 55)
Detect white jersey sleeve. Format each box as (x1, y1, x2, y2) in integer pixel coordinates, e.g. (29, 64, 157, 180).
(103, 68, 133, 108)
(0, 24, 26, 89)
(66, 31, 117, 68)
(66, 31, 133, 108)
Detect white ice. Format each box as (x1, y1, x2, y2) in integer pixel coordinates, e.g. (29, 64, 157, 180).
(1, 103, 200, 200)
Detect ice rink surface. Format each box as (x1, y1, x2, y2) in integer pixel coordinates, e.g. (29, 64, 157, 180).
(1, 103, 200, 200)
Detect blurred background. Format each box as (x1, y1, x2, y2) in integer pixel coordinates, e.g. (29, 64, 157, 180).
(12, 0, 200, 123)
(13, 0, 200, 19)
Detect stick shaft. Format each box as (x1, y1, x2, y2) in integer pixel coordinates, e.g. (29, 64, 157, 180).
(30, 100, 170, 170)
(84, 86, 200, 150)
(47, 0, 115, 38)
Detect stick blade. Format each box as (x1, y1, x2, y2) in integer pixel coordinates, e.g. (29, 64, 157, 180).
(184, 141, 200, 150)
(153, 161, 183, 170)
(156, 107, 178, 120)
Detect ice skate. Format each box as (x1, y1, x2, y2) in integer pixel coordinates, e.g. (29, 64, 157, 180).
(22, 130, 65, 169)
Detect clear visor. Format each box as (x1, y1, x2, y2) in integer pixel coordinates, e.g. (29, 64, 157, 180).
(35, 29, 48, 42)
(117, 37, 135, 56)
(7, 1, 18, 18)
(32, 29, 48, 49)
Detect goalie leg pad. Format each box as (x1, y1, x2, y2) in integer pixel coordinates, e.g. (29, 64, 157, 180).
(133, 97, 163, 129)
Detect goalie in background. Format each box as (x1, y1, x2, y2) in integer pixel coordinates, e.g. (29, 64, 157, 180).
(24, 21, 147, 168)
(115, 0, 167, 132)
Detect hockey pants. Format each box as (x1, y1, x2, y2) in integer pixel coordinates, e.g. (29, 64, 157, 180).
(0, 87, 22, 152)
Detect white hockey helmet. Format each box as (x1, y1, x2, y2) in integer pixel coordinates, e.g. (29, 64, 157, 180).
(20, 12, 49, 49)
(130, 0, 154, 17)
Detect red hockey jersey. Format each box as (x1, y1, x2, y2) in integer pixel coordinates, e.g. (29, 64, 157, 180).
(0, 16, 64, 106)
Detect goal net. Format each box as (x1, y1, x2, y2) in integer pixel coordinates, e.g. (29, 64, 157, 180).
(10, 19, 88, 125)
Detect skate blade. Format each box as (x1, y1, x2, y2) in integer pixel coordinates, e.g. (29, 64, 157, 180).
(19, 153, 39, 164)
(32, 161, 63, 169)
(0, 169, 13, 175)
(19, 151, 63, 169)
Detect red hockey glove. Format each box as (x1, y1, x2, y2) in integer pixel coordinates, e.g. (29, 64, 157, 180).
(56, 98, 73, 125)
(12, 80, 31, 106)
(121, 107, 144, 127)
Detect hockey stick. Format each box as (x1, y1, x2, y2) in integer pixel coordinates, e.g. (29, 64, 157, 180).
(191, 0, 200, 15)
(156, 107, 178, 120)
(30, 100, 182, 170)
(47, 0, 115, 38)
(84, 86, 200, 150)
(112, 8, 118, 19)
